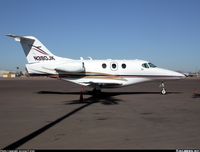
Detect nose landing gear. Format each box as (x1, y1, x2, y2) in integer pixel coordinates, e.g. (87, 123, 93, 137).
(160, 81, 167, 95)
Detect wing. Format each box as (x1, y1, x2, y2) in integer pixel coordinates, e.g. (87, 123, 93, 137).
(83, 81, 122, 88)
(69, 77, 125, 88)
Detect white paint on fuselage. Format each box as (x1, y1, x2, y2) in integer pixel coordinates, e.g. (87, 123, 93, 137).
(60, 59, 185, 88)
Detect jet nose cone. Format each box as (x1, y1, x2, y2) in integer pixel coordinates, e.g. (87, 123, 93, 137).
(175, 72, 186, 78)
(169, 71, 186, 79)
(158, 68, 186, 79)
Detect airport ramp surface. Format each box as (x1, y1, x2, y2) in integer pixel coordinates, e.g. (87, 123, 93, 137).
(0, 78, 200, 149)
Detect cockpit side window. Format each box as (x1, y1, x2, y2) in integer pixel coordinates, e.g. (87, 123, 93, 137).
(148, 63, 157, 68)
(142, 63, 149, 68)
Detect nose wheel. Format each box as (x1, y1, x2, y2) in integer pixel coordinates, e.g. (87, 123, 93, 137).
(161, 88, 166, 95)
(160, 82, 167, 95)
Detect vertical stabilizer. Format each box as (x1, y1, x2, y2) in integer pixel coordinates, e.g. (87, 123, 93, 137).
(6, 35, 59, 63)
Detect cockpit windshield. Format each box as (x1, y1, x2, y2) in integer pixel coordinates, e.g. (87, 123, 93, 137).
(142, 63, 149, 68)
(148, 63, 157, 68)
(142, 62, 157, 68)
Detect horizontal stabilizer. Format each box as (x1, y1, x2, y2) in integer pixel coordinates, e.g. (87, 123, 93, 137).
(6, 34, 34, 42)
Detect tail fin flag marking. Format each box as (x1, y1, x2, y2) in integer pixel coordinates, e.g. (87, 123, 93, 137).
(31, 45, 49, 55)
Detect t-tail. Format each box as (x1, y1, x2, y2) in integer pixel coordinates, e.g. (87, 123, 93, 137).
(6, 34, 84, 75)
(6, 34, 68, 63)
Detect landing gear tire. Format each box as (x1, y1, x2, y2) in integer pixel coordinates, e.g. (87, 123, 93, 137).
(79, 87, 85, 102)
(161, 88, 167, 95)
(80, 91, 84, 101)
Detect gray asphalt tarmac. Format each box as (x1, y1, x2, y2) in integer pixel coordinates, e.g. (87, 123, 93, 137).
(0, 78, 200, 149)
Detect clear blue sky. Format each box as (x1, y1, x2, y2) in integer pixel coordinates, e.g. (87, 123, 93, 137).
(0, 0, 200, 72)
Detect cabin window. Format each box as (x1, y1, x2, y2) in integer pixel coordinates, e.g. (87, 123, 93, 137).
(112, 63, 117, 69)
(102, 63, 107, 69)
(122, 63, 126, 69)
(110, 62, 118, 71)
(142, 63, 149, 68)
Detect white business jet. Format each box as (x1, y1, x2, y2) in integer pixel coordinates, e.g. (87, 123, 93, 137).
(7, 35, 185, 95)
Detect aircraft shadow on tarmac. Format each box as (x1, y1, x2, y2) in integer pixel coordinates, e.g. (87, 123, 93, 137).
(66, 94, 122, 105)
(38, 91, 124, 105)
(38, 90, 182, 105)
(38, 90, 181, 95)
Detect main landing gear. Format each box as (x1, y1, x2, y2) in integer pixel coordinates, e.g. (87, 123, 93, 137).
(160, 81, 167, 95)
(79, 86, 85, 102)
(93, 87, 101, 94)
(79, 86, 102, 102)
